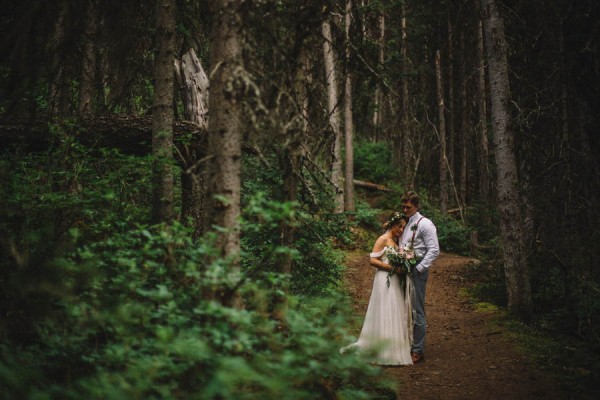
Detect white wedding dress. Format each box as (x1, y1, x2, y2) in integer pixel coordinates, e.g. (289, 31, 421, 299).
(341, 247, 414, 365)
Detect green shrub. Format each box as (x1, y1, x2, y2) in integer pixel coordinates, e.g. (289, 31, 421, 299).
(0, 144, 153, 248)
(353, 140, 396, 183)
(434, 215, 471, 255)
(242, 192, 350, 296)
(0, 223, 394, 399)
(0, 131, 398, 399)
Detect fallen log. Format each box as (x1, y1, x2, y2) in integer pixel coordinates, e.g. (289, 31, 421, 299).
(353, 179, 392, 192)
(0, 114, 204, 154)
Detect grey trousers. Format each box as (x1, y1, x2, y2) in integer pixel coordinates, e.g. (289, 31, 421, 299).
(411, 267, 429, 354)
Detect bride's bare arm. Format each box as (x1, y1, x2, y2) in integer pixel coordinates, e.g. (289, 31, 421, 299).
(370, 257, 391, 271)
(369, 236, 392, 271)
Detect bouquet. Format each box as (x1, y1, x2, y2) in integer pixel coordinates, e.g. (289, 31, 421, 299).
(385, 245, 417, 291)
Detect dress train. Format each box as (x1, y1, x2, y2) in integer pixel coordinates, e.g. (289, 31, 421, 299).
(341, 248, 413, 366)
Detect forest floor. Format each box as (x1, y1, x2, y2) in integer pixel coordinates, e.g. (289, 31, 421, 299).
(342, 249, 570, 400)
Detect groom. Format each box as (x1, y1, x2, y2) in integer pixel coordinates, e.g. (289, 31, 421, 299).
(399, 191, 440, 364)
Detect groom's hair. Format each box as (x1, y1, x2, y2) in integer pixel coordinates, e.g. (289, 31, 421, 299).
(401, 190, 420, 207)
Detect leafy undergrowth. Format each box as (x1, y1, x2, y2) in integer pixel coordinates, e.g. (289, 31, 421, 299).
(0, 222, 399, 399)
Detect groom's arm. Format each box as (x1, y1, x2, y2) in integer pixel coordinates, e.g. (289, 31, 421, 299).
(416, 220, 440, 273)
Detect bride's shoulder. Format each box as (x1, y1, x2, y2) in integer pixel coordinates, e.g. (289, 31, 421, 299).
(374, 233, 391, 242)
(371, 235, 390, 253)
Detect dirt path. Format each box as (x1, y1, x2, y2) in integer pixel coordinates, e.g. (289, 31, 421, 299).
(343, 249, 567, 400)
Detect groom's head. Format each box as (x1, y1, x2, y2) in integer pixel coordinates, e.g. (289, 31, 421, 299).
(401, 191, 420, 217)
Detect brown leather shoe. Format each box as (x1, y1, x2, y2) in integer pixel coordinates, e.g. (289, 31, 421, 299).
(411, 352, 424, 364)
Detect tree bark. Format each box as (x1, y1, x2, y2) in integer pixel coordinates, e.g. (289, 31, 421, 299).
(353, 179, 392, 192)
(476, 2, 491, 203)
(279, 148, 298, 276)
(205, 0, 244, 271)
(78, 0, 98, 115)
(459, 31, 469, 209)
(322, 17, 344, 213)
(48, 0, 70, 115)
(151, 0, 177, 224)
(372, 10, 385, 141)
(435, 50, 448, 215)
(0, 114, 202, 153)
(400, 4, 411, 188)
(174, 48, 210, 238)
(174, 48, 209, 129)
(344, 0, 355, 212)
(446, 10, 455, 190)
(275, 45, 312, 277)
(482, 0, 532, 321)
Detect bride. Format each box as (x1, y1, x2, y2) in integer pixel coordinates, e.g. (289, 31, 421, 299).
(340, 212, 414, 366)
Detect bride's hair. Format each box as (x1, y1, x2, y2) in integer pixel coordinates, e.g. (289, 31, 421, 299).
(383, 212, 408, 230)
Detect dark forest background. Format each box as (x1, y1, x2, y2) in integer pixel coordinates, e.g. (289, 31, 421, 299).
(0, 0, 598, 398)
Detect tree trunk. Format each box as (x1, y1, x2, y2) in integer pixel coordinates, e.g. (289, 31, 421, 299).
(275, 45, 312, 277)
(279, 149, 298, 276)
(459, 31, 469, 209)
(48, 0, 70, 115)
(344, 0, 355, 212)
(0, 114, 203, 153)
(174, 48, 209, 129)
(151, 0, 177, 224)
(78, 0, 98, 115)
(435, 50, 448, 215)
(372, 11, 384, 141)
(181, 154, 206, 238)
(446, 10, 455, 192)
(174, 48, 210, 238)
(482, 0, 532, 321)
(322, 18, 344, 213)
(400, 4, 411, 188)
(476, 2, 490, 203)
(205, 0, 244, 274)
(557, 18, 569, 234)
(353, 179, 392, 192)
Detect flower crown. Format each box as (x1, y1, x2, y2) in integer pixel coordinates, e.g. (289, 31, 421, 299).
(383, 212, 405, 229)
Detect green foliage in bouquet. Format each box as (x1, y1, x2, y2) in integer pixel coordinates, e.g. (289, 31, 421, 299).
(384, 246, 418, 295)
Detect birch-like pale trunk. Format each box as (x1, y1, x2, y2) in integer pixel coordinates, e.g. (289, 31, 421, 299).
(360, 0, 369, 37)
(344, 0, 355, 212)
(435, 50, 448, 215)
(482, 0, 532, 321)
(174, 48, 209, 129)
(322, 18, 344, 213)
(151, 0, 176, 224)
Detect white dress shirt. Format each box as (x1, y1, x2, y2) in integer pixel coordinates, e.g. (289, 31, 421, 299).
(400, 211, 440, 273)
